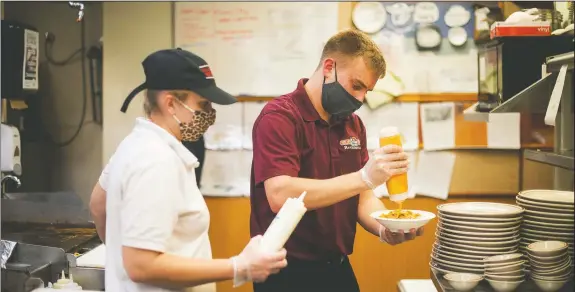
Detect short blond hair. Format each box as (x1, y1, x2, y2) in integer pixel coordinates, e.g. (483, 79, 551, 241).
(320, 29, 386, 78)
(143, 90, 189, 116)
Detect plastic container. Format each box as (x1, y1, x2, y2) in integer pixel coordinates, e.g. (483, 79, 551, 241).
(50, 271, 82, 290)
(260, 191, 308, 253)
(379, 127, 408, 204)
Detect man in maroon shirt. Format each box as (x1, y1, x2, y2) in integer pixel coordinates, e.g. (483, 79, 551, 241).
(250, 30, 424, 292)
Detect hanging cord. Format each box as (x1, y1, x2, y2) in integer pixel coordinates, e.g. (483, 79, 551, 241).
(43, 15, 88, 147)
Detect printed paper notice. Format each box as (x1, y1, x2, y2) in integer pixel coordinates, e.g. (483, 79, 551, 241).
(356, 102, 420, 151)
(22, 29, 39, 90)
(413, 150, 456, 200)
(420, 102, 456, 151)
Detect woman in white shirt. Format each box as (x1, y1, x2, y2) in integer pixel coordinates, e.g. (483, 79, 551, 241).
(89, 48, 287, 292)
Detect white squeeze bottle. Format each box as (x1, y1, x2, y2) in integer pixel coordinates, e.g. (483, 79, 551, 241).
(260, 191, 308, 253)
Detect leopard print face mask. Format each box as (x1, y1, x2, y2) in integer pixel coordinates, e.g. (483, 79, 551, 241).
(173, 102, 216, 142)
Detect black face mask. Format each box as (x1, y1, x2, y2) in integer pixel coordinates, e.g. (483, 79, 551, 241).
(321, 63, 363, 120)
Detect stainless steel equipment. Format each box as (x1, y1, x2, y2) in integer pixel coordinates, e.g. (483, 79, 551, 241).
(1, 192, 104, 291)
(1, 242, 67, 292)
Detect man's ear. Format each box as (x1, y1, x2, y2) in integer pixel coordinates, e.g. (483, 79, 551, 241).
(322, 58, 336, 79)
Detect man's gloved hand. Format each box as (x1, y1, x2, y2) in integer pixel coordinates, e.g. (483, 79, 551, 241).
(360, 145, 409, 189)
(378, 225, 425, 245)
(231, 235, 288, 287)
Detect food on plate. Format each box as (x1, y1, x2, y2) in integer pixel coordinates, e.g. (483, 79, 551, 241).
(379, 209, 421, 219)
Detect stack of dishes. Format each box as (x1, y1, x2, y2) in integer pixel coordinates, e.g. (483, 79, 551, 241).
(516, 190, 574, 271)
(527, 241, 573, 292)
(484, 254, 526, 292)
(430, 202, 524, 276)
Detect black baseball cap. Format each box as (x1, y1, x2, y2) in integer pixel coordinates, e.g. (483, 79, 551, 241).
(120, 48, 236, 113)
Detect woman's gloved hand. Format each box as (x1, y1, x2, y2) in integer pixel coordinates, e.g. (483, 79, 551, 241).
(231, 235, 288, 287)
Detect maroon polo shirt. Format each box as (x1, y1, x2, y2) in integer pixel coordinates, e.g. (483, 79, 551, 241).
(250, 78, 369, 260)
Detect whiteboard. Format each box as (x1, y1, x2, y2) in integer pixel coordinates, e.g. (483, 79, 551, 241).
(174, 2, 339, 96)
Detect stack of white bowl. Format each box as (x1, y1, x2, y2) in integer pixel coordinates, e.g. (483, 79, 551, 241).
(430, 202, 524, 276)
(516, 190, 574, 271)
(527, 241, 573, 292)
(484, 253, 526, 292)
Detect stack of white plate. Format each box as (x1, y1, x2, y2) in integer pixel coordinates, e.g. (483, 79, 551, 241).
(516, 190, 574, 271)
(430, 202, 524, 276)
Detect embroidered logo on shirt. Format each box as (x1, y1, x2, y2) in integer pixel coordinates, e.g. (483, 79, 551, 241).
(340, 137, 361, 150)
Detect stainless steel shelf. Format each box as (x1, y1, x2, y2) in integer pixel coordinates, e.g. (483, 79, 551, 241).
(546, 51, 575, 73)
(490, 73, 557, 114)
(524, 149, 574, 170)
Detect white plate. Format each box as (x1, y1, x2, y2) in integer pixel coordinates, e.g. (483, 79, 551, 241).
(431, 254, 485, 269)
(436, 231, 519, 243)
(523, 215, 574, 224)
(352, 2, 387, 34)
(432, 249, 485, 265)
(433, 242, 519, 257)
(438, 234, 520, 248)
(516, 197, 574, 210)
(438, 222, 521, 233)
(438, 212, 523, 222)
(516, 200, 574, 214)
(524, 209, 575, 218)
(523, 219, 574, 229)
(437, 225, 519, 238)
(430, 254, 485, 270)
(521, 228, 574, 237)
(430, 261, 484, 275)
(438, 202, 524, 217)
(432, 245, 488, 260)
(370, 210, 436, 233)
(439, 217, 521, 228)
(518, 190, 574, 205)
(521, 223, 574, 232)
(439, 237, 520, 251)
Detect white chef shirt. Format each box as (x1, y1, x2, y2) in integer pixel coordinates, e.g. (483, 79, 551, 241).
(100, 118, 215, 292)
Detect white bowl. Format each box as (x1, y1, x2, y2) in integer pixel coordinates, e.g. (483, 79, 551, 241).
(527, 241, 569, 257)
(485, 261, 525, 274)
(484, 253, 523, 264)
(532, 278, 569, 292)
(444, 273, 483, 291)
(370, 210, 435, 233)
(484, 274, 525, 282)
(486, 279, 524, 292)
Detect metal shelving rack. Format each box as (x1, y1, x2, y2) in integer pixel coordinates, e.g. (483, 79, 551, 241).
(464, 51, 574, 191)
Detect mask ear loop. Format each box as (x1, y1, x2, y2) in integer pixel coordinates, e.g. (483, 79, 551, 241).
(334, 62, 338, 82)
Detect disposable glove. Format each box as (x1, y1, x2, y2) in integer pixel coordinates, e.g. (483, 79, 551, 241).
(231, 235, 288, 287)
(360, 145, 409, 189)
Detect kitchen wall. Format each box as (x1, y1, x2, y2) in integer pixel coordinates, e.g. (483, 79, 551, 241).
(101, 2, 172, 163)
(2, 2, 103, 205)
